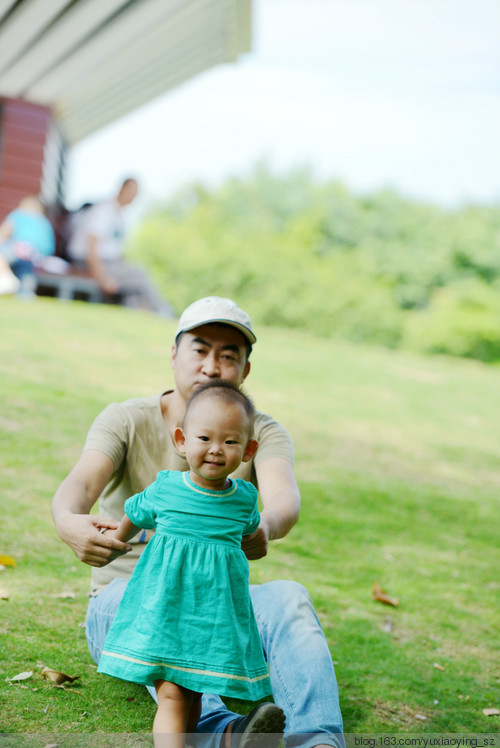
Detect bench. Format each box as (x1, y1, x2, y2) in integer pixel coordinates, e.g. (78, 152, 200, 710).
(36, 270, 103, 302)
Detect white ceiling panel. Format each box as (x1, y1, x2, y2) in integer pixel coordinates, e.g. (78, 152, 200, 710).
(0, 0, 73, 74)
(26, 0, 189, 102)
(0, 0, 128, 96)
(0, 0, 18, 24)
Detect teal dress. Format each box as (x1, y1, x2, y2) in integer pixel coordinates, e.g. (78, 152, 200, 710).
(97, 470, 271, 700)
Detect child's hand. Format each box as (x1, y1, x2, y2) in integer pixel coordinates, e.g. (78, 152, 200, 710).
(241, 521, 269, 560)
(95, 523, 134, 562)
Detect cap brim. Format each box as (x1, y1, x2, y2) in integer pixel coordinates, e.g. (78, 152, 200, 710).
(178, 318, 256, 345)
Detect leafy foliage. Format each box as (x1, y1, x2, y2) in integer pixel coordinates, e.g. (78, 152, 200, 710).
(128, 164, 500, 361)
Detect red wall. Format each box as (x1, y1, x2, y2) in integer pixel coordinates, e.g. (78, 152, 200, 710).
(0, 98, 53, 221)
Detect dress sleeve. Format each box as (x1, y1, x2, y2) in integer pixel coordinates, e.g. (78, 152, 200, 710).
(124, 478, 160, 529)
(242, 484, 261, 536)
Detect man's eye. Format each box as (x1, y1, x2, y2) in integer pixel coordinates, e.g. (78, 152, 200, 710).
(222, 354, 236, 361)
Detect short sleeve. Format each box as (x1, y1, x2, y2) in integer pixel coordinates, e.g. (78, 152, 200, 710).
(85, 203, 109, 235)
(124, 480, 160, 529)
(242, 483, 261, 536)
(83, 403, 128, 470)
(253, 412, 294, 466)
(39, 218, 55, 256)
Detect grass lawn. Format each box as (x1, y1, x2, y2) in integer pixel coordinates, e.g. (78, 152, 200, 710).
(0, 296, 499, 738)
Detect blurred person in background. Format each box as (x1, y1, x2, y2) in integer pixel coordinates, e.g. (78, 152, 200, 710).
(0, 195, 55, 297)
(67, 177, 173, 316)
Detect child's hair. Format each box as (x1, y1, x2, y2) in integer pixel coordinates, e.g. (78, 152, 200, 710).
(184, 380, 255, 437)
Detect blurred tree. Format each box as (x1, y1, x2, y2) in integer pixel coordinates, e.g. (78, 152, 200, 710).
(127, 164, 500, 363)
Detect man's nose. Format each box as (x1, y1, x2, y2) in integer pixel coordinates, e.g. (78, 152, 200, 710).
(201, 352, 221, 377)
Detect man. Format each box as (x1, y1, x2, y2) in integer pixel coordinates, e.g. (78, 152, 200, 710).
(52, 296, 343, 747)
(67, 178, 172, 315)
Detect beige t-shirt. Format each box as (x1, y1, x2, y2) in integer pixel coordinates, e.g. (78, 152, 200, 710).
(84, 391, 294, 594)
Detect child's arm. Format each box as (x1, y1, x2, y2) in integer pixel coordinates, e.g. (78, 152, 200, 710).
(113, 514, 142, 544)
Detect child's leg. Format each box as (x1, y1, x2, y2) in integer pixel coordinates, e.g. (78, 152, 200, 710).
(153, 679, 201, 748)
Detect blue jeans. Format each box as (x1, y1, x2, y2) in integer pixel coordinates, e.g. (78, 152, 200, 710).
(86, 578, 344, 748)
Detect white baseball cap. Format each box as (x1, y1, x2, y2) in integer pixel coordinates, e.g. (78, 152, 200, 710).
(175, 296, 256, 345)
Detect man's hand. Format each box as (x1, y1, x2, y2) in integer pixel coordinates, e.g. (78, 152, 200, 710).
(52, 450, 126, 567)
(55, 513, 132, 567)
(99, 274, 120, 295)
(241, 520, 270, 560)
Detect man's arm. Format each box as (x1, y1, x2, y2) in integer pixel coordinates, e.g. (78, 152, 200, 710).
(241, 457, 300, 560)
(86, 235, 120, 294)
(51, 449, 132, 567)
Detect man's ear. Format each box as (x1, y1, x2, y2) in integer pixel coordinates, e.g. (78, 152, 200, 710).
(242, 438, 259, 463)
(242, 360, 251, 382)
(170, 343, 177, 369)
(174, 426, 186, 454)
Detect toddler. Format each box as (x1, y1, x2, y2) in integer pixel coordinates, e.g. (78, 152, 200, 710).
(97, 380, 285, 746)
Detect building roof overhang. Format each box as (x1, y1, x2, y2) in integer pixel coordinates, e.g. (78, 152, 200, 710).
(0, 0, 252, 144)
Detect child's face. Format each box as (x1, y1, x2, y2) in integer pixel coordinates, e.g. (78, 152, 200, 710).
(175, 396, 257, 490)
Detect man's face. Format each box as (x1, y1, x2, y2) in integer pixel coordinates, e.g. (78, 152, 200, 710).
(118, 180, 138, 206)
(171, 324, 251, 402)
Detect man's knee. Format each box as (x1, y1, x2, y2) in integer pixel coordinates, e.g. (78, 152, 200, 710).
(252, 579, 312, 609)
(85, 578, 128, 664)
(250, 580, 318, 632)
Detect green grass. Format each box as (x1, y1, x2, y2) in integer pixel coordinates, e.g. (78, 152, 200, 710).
(0, 296, 499, 737)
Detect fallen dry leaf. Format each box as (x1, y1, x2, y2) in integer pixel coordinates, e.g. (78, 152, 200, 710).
(414, 714, 427, 721)
(10, 671, 33, 682)
(433, 662, 445, 671)
(0, 555, 16, 567)
(0, 589, 9, 600)
(483, 708, 499, 717)
(41, 667, 80, 685)
(372, 582, 399, 607)
(50, 591, 76, 600)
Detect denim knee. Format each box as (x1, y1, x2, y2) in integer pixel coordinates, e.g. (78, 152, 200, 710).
(251, 580, 316, 622)
(85, 578, 128, 664)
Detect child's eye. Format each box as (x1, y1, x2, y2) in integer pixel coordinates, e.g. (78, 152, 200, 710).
(198, 436, 210, 441)
(225, 440, 238, 445)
